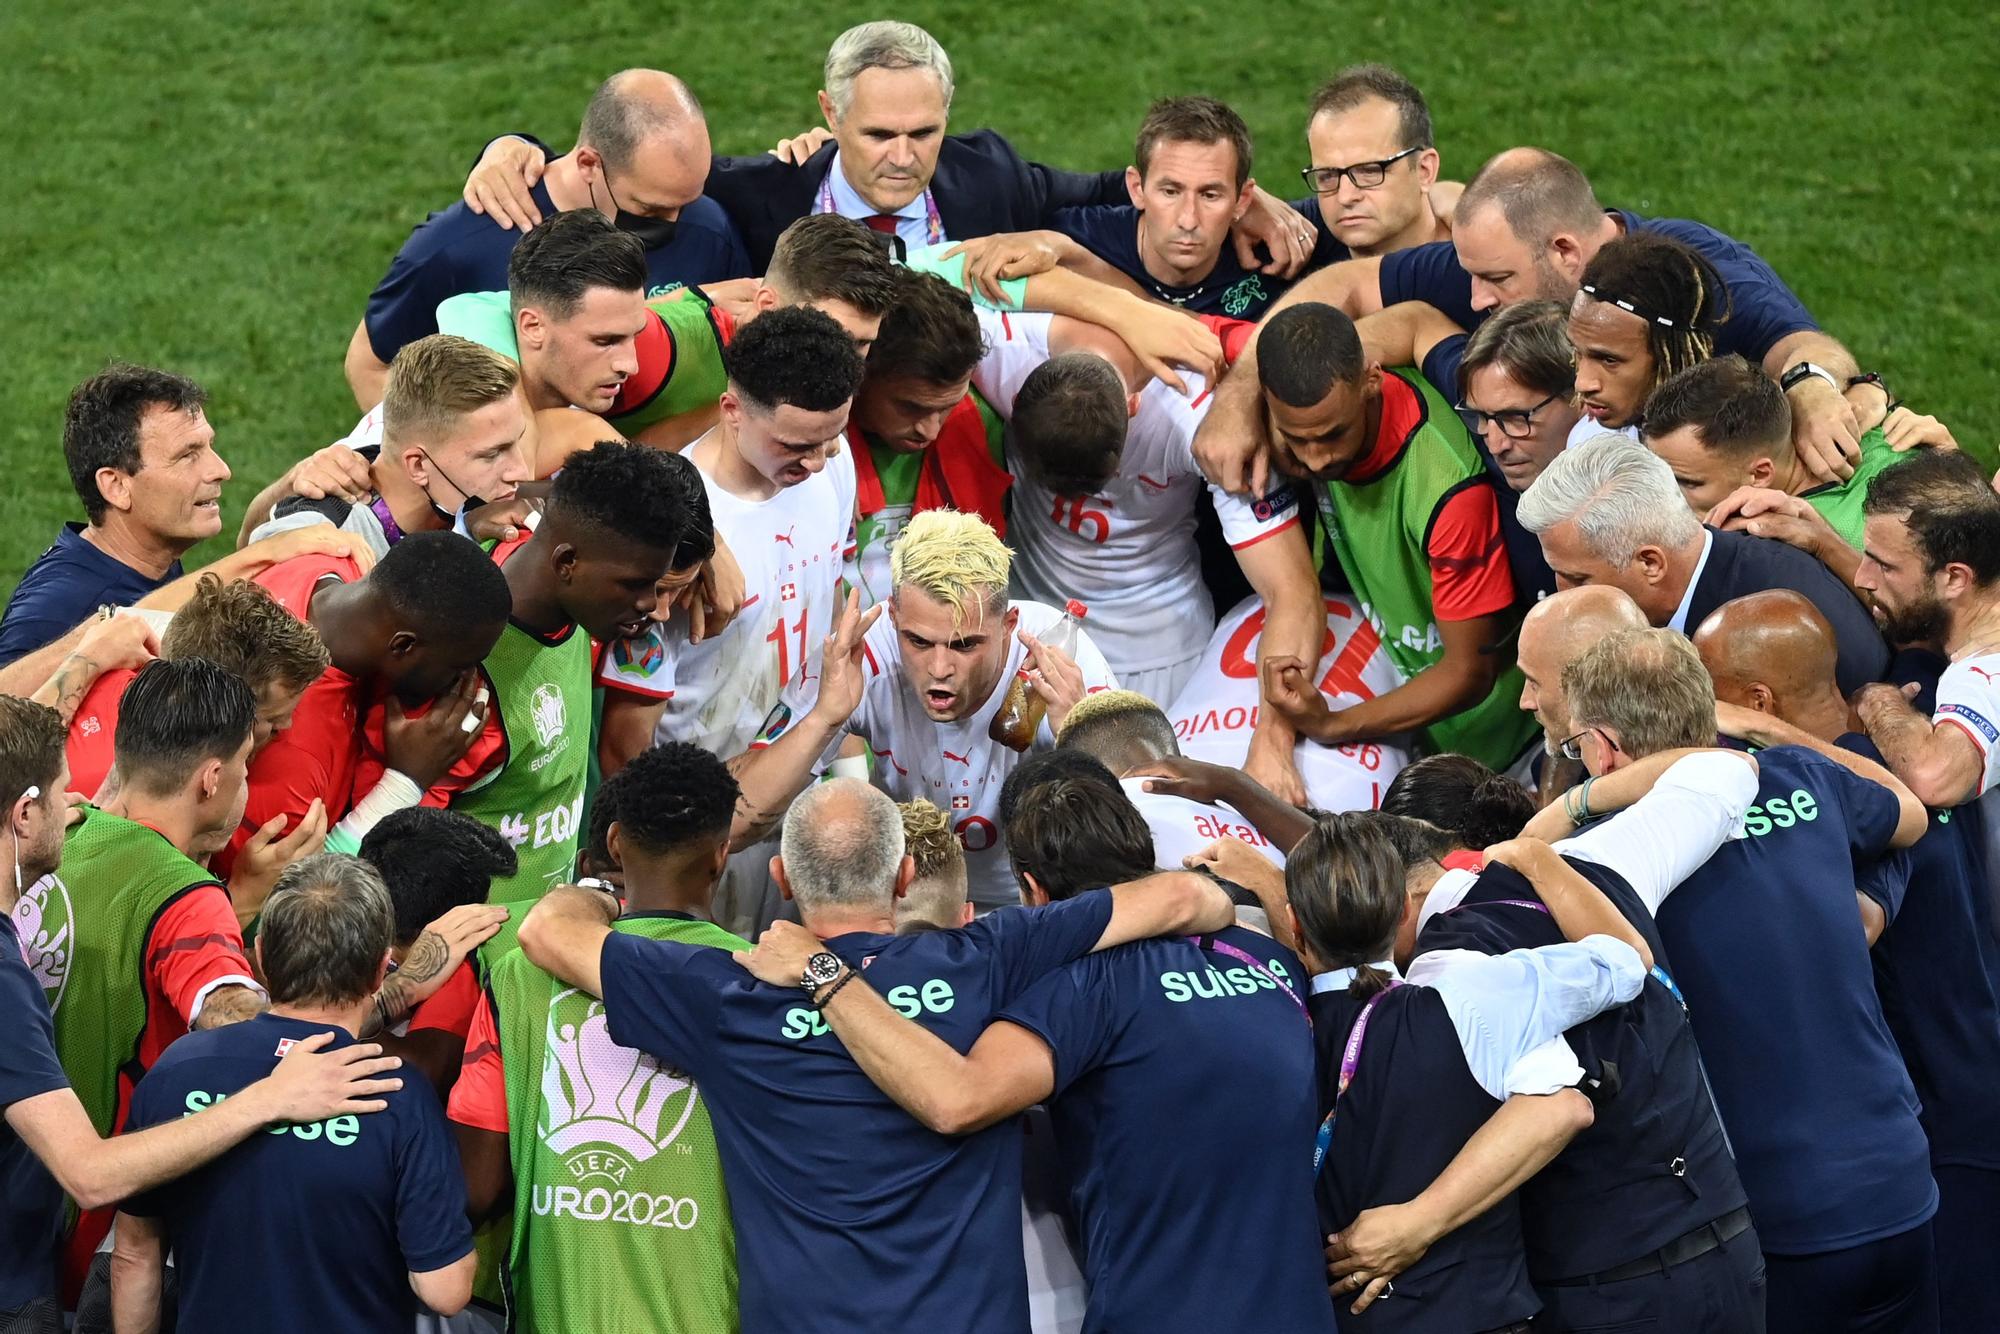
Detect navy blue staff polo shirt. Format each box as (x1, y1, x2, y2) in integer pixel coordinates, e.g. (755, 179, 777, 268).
(599, 892, 1115, 1334)
(1379, 209, 1818, 364)
(1652, 745, 1935, 1253)
(1049, 204, 1292, 319)
(363, 181, 752, 367)
(0, 914, 69, 1313)
(122, 1013, 473, 1333)
(996, 926, 1329, 1333)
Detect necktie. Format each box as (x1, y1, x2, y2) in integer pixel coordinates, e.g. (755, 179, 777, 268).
(864, 214, 901, 235)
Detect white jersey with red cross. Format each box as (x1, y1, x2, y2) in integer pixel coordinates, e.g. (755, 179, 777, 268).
(1168, 594, 1411, 813)
(755, 599, 1118, 908)
(969, 309, 1300, 676)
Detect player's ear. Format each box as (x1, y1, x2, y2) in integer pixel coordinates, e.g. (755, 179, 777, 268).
(385, 629, 420, 662)
(893, 855, 916, 900)
(605, 822, 626, 872)
(1126, 391, 1141, 420)
(1124, 166, 1146, 209)
(1416, 148, 1440, 189)
(516, 306, 544, 350)
(771, 856, 794, 901)
(707, 838, 729, 880)
(1020, 871, 1051, 907)
(816, 88, 838, 130)
(1748, 456, 1776, 489)
(373, 950, 393, 995)
(198, 757, 223, 802)
(95, 466, 135, 516)
(1232, 178, 1254, 222)
(551, 542, 581, 583)
(1003, 606, 1020, 636)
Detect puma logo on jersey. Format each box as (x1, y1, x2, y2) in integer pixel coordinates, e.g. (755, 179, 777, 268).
(1137, 474, 1171, 492)
(774, 527, 796, 547)
(1966, 665, 2000, 685)
(872, 745, 907, 776)
(942, 748, 970, 765)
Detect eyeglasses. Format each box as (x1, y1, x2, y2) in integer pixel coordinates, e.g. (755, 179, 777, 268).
(1460, 392, 1563, 441)
(1299, 145, 1422, 194)
(1557, 726, 1619, 763)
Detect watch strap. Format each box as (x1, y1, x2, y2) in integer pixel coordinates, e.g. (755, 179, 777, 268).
(1781, 362, 1837, 393)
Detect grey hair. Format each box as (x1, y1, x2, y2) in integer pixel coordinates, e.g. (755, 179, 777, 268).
(780, 778, 908, 910)
(1516, 434, 1701, 565)
(824, 21, 954, 118)
(258, 853, 395, 1007)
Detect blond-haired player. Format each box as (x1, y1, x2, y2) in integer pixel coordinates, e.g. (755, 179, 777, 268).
(733, 510, 1118, 909)
(892, 798, 974, 932)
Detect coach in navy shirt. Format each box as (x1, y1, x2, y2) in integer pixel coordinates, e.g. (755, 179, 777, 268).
(519, 778, 1235, 1334)
(0, 366, 230, 668)
(112, 855, 474, 1332)
(347, 70, 750, 406)
(1049, 97, 1293, 321)
(1696, 598, 2000, 1332)
(1561, 625, 1936, 1334)
(740, 765, 1330, 1333)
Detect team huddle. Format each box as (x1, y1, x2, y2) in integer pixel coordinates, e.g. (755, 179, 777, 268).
(1, 17, 1995, 1334)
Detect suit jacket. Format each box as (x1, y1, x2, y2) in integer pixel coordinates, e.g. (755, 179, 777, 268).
(1685, 526, 1890, 695)
(703, 128, 1124, 270)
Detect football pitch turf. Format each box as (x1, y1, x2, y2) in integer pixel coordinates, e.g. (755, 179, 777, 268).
(2, 0, 1992, 601)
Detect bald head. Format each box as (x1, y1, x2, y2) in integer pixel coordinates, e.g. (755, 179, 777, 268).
(1458, 147, 1603, 246)
(578, 70, 711, 219)
(1517, 586, 1648, 753)
(777, 778, 909, 913)
(1691, 590, 1840, 720)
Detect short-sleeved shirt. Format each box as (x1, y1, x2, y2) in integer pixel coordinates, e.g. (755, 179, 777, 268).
(0, 915, 69, 1311)
(1843, 726, 2000, 1170)
(1337, 373, 1518, 624)
(1650, 745, 1935, 1252)
(1167, 593, 1409, 814)
(1380, 209, 1818, 363)
(213, 553, 368, 881)
(1117, 777, 1285, 873)
(66, 665, 138, 800)
(996, 928, 1326, 1332)
(0, 525, 181, 668)
(597, 892, 1115, 1334)
(755, 600, 1119, 907)
(137, 885, 261, 1075)
(1049, 205, 1291, 319)
(1932, 653, 2000, 797)
(363, 180, 752, 365)
(971, 308, 1301, 674)
(123, 1013, 472, 1333)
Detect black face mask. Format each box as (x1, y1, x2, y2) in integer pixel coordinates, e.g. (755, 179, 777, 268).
(416, 448, 488, 526)
(593, 174, 677, 251)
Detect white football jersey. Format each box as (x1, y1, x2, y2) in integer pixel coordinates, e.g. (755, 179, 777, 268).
(1933, 652, 2000, 930)
(1118, 777, 1286, 873)
(645, 431, 857, 758)
(1169, 595, 1410, 814)
(757, 600, 1118, 908)
(971, 309, 1300, 675)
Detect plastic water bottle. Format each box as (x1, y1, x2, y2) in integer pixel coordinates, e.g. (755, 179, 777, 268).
(989, 600, 1088, 751)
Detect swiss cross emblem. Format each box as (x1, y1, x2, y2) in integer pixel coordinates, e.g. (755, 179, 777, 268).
(273, 1037, 298, 1057)
(781, 582, 798, 601)
(951, 794, 971, 810)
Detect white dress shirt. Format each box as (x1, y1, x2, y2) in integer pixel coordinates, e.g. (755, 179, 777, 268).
(1666, 528, 1716, 634)
(819, 152, 941, 247)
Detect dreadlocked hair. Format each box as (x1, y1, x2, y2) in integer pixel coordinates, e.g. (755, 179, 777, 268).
(1577, 231, 1730, 387)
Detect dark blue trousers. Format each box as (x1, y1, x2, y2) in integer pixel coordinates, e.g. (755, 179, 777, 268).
(1765, 1220, 1938, 1334)
(1933, 1165, 2000, 1333)
(1534, 1223, 1765, 1332)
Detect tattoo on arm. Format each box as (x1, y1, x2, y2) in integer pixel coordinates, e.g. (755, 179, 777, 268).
(192, 985, 267, 1030)
(361, 929, 447, 1038)
(33, 653, 100, 726)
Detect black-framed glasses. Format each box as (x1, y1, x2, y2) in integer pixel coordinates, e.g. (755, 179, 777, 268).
(1299, 145, 1422, 194)
(1460, 392, 1563, 441)
(1557, 726, 1618, 763)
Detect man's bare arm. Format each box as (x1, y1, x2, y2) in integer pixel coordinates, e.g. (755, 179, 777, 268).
(192, 983, 267, 1030)
(109, 1211, 167, 1334)
(1269, 612, 1509, 745)
(1853, 683, 1985, 810)
(345, 319, 391, 412)
(517, 885, 621, 998)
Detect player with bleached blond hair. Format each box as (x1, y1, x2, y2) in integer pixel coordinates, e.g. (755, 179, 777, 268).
(892, 798, 973, 931)
(733, 509, 1118, 909)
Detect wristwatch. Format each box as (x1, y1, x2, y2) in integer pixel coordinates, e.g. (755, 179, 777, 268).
(1780, 362, 1838, 394)
(801, 951, 845, 995)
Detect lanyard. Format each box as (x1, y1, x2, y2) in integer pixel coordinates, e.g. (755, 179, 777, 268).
(1312, 980, 1401, 1176)
(367, 493, 404, 546)
(1195, 934, 1306, 1017)
(816, 169, 945, 245)
(1451, 897, 1686, 1008)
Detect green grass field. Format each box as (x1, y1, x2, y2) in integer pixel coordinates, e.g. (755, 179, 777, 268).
(3, 1, 1992, 602)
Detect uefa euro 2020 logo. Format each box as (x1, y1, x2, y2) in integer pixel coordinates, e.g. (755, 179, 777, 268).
(11, 872, 73, 1013)
(539, 989, 701, 1185)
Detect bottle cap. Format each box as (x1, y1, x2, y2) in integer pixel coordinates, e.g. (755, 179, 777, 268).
(1064, 599, 1089, 619)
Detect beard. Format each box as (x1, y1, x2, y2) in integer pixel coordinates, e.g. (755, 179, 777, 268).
(1874, 591, 1949, 648)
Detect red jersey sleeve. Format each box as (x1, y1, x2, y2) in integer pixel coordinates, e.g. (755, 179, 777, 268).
(353, 687, 507, 809)
(215, 667, 363, 881)
(407, 964, 481, 1039)
(446, 990, 509, 1134)
(140, 887, 258, 1068)
(1425, 480, 1518, 622)
(64, 670, 133, 802)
